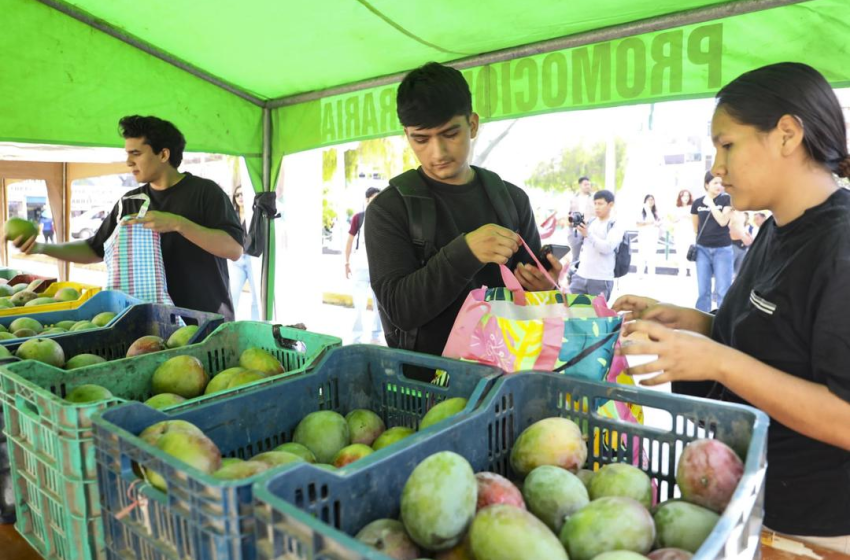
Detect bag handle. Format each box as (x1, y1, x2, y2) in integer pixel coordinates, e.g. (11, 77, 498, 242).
(117, 194, 151, 223)
(498, 235, 562, 299)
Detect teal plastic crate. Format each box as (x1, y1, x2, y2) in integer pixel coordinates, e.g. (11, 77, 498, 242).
(254, 371, 769, 560)
(1, 321, 337, 560)
(92, 345, 501, 560)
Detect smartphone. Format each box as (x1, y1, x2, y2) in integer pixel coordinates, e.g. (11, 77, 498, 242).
(539, 244, 570, 270)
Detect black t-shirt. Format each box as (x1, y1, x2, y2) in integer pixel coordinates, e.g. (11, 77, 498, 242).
(711, 188, 850, 536)
(365, 167, 540, 357)
(691, 194, 732, 247)
(88, 173, 244, 321)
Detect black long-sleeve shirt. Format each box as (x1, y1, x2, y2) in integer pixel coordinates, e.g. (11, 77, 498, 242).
(364, 168, 541, 357)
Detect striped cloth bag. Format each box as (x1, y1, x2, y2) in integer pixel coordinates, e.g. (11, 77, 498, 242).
(104, 194, 176, 306)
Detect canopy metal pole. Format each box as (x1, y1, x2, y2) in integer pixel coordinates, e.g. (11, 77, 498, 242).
(260, 108, 274, 321)
(267, 0, 807, 108)
(36, 0, 265, 107)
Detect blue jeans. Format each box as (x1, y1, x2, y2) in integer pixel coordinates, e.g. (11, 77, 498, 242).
(352, 267, 382, 343)
(229, 254, 259, 321)
(695, 245, 733, 312)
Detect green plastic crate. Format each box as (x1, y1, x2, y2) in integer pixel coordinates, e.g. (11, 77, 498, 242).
(0, 321, 340, 560)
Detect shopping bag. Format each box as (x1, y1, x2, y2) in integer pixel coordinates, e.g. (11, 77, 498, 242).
(103, 194, 176, 306)
(442, 236, 621, 377)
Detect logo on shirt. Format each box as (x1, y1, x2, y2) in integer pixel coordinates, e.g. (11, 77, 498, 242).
(749, 290, 776, 315)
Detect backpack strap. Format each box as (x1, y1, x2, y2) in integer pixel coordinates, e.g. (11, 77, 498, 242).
(389, 170, 437, 266)
(474, 165, 519, 232)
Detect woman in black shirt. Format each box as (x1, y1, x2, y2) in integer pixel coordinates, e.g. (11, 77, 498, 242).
(615, 63, 850, 551)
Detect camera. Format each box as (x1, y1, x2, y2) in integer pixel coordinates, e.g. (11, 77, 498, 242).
(568, 212, 585, 227)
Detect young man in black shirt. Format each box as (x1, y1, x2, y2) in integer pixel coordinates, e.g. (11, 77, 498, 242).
(365, 62, 562, 358)
(12, 115, 244, 320)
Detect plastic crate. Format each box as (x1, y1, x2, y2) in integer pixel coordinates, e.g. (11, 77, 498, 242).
(254, 371, 770, 560)
(92, 345, 501, 560)
(0, 281, 101, 317)
(0, 290, 142, 345)
(0, 321, 338, 560)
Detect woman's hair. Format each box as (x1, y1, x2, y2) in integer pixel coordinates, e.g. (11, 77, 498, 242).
(231, 185, 243, 209)
(676, 189, 693, 208)
(642, 194, 658, 220)
(705, 171, 716, 186)
(716, 62, 849, 178)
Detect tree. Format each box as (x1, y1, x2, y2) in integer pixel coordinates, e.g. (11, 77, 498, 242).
(472, 119, 518, 167)
(526, 138, 628, 193)
(322, 149, 337, 183)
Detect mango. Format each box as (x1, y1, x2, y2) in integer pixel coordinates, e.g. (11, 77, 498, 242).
(54, 287, 80, 302)
(577, 468, 596, 489)
(239, 347, 284, 375)
(469, 504, 567, 560)
(648, 548, 694, 560)
(476, 472, 525, 511)
(70, 321, 98, 332)
(420, 397, 467, 430)
(126, 335, 166, 358)
(220, 457, 243, 468)
(560, 497, 655, 560)
(653, 500, 719, 553)
(273, 442, 317, 463)
(65, 354, 107, 369)
(16, 338, 65, 367)
(293, 411, 350, 463)
(204, 367, 245, 395)
(144, 393, 187, 410)
(590, 463, 653, 509)
(224, 369, 267, 390)
(372, 426, 415, 451)
(56, 320, 76, 330)
(0, 298, 13, 309)
(13, 328, 38, 338)
(91, 312, 117, 327)
(10, 317, 42, 333)
(676, 439, 743, 513)
(151, 355, 209, 398)
(0, 346, 11, 359)
(523, 465, 589, 533)
(25, 297, 56, 307)
(65, 384, 113, 403)
(0, 332, 14, 340)
(401, 451, 476, 551)
(213, 460, 269, 480)
(510, 417, 587, 477)
(332, 443, 373, 468)
(5, 217, 37, 241)
(166, 325, 199, 348)
(592, 552, 651, 560)
(251, 451, 304, 468)
(147, 431, 221, 492)
(346, 409, 386, 446)
(41, 327, 67, 335)
(10, 290, 37, 306)
(355, 519, 421, 560)
(139, 420, 204, 447)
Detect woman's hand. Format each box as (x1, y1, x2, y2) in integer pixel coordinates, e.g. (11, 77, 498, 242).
(613, 295, 713, 335)
(618, 320, 735, 386)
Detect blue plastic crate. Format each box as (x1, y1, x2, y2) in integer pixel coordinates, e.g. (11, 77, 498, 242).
(92, 345, 502, 560)
(254, 371, 770, 560)
(0, 290, 142, 345)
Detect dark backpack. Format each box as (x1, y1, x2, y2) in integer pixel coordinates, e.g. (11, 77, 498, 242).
(381, 166, 520, 350)
(244, 192, 279, 258)
(607, 221, 632, 278)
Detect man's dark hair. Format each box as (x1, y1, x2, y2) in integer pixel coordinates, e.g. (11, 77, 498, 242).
(716, 63, 848, 177)
(365, 187, 381, 199)
(397, 62, 472, 129)
(119, 115, 186, 168)
(578, 176, 591, 184)
(593, 190, 614, 204)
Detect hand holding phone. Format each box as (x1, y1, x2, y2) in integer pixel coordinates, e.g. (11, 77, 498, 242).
(539, 244, 570, 270)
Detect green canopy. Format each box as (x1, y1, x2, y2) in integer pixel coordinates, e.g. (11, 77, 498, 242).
(2, 0, 849, 317)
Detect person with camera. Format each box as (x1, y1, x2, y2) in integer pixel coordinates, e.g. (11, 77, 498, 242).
(567, 176, 595, 261)
(568, 190, 623, 300)
(364, 62, 562, 361)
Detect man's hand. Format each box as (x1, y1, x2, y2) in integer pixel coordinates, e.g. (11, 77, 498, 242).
(465, 224, 519, 265)
(125, 211, 186, 234)
(7, 234, 43, 255)
(576, 224, 589, 238)
(514, 254, 562, 291)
